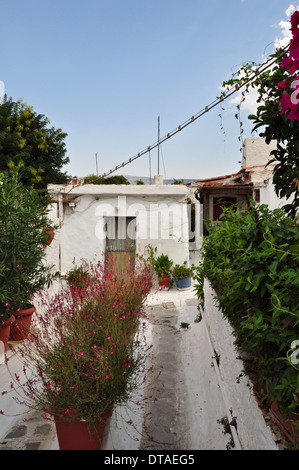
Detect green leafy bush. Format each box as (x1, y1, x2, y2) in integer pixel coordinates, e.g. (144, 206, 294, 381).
(194, 203, 299, 415)
(172, 261, 192, 280)
(0, 168, 54, 321)
(153, 253, 173, 279)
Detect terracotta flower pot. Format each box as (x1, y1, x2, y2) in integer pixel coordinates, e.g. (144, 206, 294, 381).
(158, 275, 171, 289)
(43, 226, 55, 246)
(0, 315, 15, 352)
(10, 306, 36, 341)
(269, 400, 299, 446)
(53, 408, 113, 450)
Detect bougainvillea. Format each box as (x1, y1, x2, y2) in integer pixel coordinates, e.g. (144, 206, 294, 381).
(222, 12, 299, 218)
(279, 11, 299, 120)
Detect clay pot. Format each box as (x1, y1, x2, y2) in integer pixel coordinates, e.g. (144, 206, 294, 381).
(0, 315, 15, 351)
(53, 408, 113, 450)
(158, 275, 171, 289)
(269, 400, 299, 446)
(10, 306, 36, 341)
(43, 226, 54, 246)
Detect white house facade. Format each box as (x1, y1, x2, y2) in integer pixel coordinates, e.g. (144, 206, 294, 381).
(46, 180, 190, 274)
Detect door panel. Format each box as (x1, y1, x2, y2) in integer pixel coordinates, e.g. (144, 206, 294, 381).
(105, 217, 136, 272)
(213, 197, 237, 221)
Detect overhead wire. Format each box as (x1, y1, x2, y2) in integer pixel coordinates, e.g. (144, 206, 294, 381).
(99, 46, 288, 179)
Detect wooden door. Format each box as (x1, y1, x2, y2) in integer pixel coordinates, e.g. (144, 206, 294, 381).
(105, 217, 136, 272)
(213, 197, 237, 221)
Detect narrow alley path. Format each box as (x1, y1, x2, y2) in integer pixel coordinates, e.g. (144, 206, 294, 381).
(0, 283, 281, 450)
(0, 290, 232, 451)
(139, 298, 231, 451)
(140, 301, 189, 450)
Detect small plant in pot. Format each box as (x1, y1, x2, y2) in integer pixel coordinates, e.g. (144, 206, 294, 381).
(65, 263, 93, 302)
(0, 168, 55, 344)
(3, 257, 153, 450)
(172, 261, 193, 290)
(153, 253, 173, 289)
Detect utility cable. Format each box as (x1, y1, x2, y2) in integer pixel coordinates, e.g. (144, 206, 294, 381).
(96, 46, 288, 179)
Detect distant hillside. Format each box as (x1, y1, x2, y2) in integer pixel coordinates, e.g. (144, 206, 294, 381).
(123, 175, 197, 185)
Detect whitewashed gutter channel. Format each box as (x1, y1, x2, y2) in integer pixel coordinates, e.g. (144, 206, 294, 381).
(202, 280, 280, 450)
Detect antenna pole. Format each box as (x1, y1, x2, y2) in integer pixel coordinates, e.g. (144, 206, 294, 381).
(95, 153, 99, 177)
(158, 116, 160, 175)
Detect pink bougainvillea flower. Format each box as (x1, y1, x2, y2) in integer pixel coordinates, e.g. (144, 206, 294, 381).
(281, 56, 293, 70)
(277, 80, 291, 89)
(279, 92, 294, 115)
(278, 12, 299, 120)
(105, 374, 109, 379)
(290, 32, 299, 53)
(291, 10, 299, 32)
(290, 36, 299, 57)
(287, 104, 299, 120)
(283, 320, 293, 328)
(290, 58, 299, 75)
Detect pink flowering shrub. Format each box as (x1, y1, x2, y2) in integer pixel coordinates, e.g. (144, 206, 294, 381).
(3, 256, 153, 426)
(279, 11, 299, 120)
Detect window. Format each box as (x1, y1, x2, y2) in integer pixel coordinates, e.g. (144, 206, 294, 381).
(254, 189, 260, 203)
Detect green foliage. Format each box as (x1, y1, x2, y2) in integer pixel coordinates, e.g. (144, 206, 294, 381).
(172, 261, 192, 280)
(223, 48, 299, 218)
(153, 253, 173, 278)
(84, 174, 130, 185)
(65, 265, 91, 288)
(171, 178, 185, 184)
(0, 97, 69, 189)
(0, 168, 55, 320)
(65, 264, 92, 302)
(145, 245, 173, 278)
(194, 203, 299, 415)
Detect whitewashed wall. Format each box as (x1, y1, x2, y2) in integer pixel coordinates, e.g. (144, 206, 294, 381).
(46, 184, 190, 274)
(203, 280, 278, 450)
(259, 177, 293, 211)
(242, 137, 278, 168)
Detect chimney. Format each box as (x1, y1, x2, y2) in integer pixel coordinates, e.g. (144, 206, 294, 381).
(154, 175, 163, 185)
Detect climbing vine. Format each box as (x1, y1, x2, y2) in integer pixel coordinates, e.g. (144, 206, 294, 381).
(222, 12, 299, 218)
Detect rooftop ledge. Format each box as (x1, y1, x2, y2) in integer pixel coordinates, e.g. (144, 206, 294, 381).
(47, 183, 188, 197)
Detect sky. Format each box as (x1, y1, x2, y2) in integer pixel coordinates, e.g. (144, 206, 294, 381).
(0, 0, 298, 181)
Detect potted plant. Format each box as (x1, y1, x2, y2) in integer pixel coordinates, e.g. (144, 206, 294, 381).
(65, 263, 92, 302)
(0, 168, 54, 343)
(153, 253, 173, 289)
(0, 259, 14, 351)
(172, 261, 193, 290)
(43, 226, 55, 246)
(4, 257, 153, 450)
